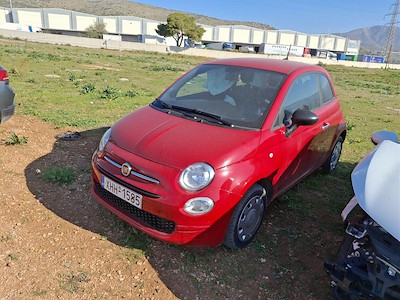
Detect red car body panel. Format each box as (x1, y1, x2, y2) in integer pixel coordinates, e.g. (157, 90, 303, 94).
(91, 58, 346, 247)
(110, 107, 260, 169)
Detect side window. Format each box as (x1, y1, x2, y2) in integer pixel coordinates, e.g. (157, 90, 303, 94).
(274, 73, 321, 127)
(318, 74, 334, 103)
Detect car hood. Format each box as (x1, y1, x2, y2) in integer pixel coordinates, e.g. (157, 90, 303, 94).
(351, 139, 400, 242)
(110, 106, 260, 169)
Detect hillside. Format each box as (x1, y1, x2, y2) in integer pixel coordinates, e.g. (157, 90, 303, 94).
(0, 0, 275, 30)
(335, 25, 400, 52)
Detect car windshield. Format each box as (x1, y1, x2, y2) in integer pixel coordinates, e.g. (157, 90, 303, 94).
(153, 64, 286, 129)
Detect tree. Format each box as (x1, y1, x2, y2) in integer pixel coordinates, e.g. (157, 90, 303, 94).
(85, 22, 108, 39)
(156, 13, 205, 47)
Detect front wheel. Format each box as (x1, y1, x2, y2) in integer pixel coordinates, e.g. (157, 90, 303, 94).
(323, 136, 343, 173)
(223, 184, 266, 249)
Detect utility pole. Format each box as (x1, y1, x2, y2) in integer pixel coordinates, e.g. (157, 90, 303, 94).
(384, 0, 400, 68)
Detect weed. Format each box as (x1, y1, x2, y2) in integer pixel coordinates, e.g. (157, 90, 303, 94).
(28, 51, 61, 61)
(80, 83, 96, 94)
(348, 138, 362, 144)
(273, 262, 291, 279)
(4, 132, 28, 145)
(5, 253, 18, 261)
(134, 280, 145, 290)
(43, 166, 76, 185)
(148, 65, 184, 72)
(0, 234, 13, 242)
(260, 282, 270, 296)
(32, 290, 47, 296)
(346, 120, 356, 131)
(9, 67, 20, 76)
(125, 88, 139, 97)
(58, 271, 90, 293)
(27, 78, 36, 83)
(68, 72, 76, 81)
(100, 85, 119, 99)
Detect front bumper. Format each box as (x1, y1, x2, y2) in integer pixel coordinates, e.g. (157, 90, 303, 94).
(91, 149, 239, 247)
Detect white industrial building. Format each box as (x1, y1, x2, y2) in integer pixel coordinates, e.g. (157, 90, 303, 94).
(0, 6, 360, 59)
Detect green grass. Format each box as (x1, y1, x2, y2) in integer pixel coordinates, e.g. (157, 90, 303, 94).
(43, 166, 77, 185)
(1, 37, 399, 299)
(0, 39, 206, 128)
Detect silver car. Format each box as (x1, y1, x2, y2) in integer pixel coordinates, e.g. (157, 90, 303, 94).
(0, 66, 15, 124)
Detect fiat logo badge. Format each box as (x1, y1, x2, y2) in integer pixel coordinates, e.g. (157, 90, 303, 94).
(121, 162, 132, 177)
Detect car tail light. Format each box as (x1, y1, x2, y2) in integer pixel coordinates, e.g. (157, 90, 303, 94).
(0, 69, 9, 81)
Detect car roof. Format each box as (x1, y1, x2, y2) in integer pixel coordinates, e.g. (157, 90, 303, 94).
(205, 57, 320, 75)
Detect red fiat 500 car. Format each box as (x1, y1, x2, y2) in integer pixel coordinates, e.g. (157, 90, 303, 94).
(91, 58, 346, 249)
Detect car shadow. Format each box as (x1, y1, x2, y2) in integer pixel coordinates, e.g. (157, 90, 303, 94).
(24, 127, 358, 299)
(24, 127, 124, 238)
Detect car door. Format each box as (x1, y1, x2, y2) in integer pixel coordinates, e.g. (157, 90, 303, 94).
(310, 73, 342, 165)
(267, 72, 336, 195)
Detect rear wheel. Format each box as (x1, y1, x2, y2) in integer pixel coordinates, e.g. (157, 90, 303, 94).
(223, 184, 266, 249)
(323, 136, 343, 173)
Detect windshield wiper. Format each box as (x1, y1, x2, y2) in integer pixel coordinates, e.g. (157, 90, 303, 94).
(154, 98, 171, 109)
(171, 105, 233, 127)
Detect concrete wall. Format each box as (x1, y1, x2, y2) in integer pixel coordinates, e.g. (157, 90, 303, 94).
(232, 27, 251, 43)
(48, 12, 70, 30)
(0, 8, 8, 23)
(279, 32, 296, 46)
(15, 9, 42, 27)
(0, 28, 397, 69)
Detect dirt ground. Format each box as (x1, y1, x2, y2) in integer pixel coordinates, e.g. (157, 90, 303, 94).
(0, 115, 336, 299)
(0, 115, 178, 299)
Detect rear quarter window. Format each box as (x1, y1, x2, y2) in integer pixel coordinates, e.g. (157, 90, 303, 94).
(318, 74, 334, 104)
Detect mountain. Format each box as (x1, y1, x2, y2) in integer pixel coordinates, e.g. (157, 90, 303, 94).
(335, 25, 400, 53)
(0, 0, 274, 30)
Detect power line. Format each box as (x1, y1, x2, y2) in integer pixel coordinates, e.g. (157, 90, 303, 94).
(384, 0, 400, 68)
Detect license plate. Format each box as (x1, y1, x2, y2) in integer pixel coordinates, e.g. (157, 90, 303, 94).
(101, 175, 143, 209)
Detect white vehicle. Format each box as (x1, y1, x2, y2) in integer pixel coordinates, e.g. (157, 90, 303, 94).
(0, 22, 42, 33)
(325, 130, 400, 299)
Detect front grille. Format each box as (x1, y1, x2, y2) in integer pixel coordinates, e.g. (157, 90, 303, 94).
(94, 182, 175, 234)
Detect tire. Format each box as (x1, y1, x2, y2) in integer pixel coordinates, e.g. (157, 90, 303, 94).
(223, 184, 266, 249)
(323, 136, 343, 173)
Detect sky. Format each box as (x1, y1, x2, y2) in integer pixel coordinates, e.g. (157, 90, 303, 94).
(131, 0, 396, 34)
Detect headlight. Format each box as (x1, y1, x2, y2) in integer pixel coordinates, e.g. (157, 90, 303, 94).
(179, 162, 215, 191)
(98, 128, 112, 153)
(184, 197, 214, 215)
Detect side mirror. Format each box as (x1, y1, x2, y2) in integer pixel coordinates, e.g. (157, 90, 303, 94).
(371, 131, 398, 145)
(285, 109, 318, 137)
(292, 109, 318, 126)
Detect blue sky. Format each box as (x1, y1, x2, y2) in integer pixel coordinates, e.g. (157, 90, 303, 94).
(131, 0, 395, 34)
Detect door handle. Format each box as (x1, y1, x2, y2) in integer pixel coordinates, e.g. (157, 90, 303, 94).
(322, 122, 330, 130)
